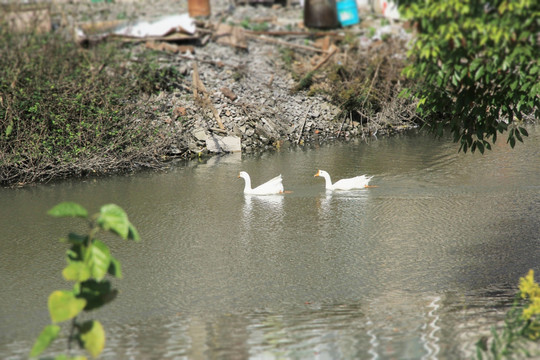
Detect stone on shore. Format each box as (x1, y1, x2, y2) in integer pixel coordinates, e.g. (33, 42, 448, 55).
(206, 135, 242, 153)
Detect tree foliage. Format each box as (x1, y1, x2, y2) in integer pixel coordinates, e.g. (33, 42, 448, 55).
(30, 202, 139, 359)
(401, 0, 540, 153)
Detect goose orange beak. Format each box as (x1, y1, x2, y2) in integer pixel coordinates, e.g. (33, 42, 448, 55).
(314, 170, 320, 177)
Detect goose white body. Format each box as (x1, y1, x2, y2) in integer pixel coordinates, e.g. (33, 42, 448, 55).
(238, 171, 284, 195)
(314, 169, 373, 190)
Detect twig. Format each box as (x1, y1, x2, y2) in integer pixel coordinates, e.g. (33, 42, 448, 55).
(337, 112, 348, 138)
(192, 62, 226, 130)
(296, 105, 311, 145)
(267, 74, 274, 87)
(311, 44, 338, 72)
(295, 44, 338, 91)
(245, 33, 328, 53)
(244, 30, 343, 38)
(361, 61, 381, 109)
(209, 127, 228, 134)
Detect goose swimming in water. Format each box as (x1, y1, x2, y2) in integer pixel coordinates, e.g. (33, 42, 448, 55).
(238, 171, 285, 195)
(314, 169, 373, 190)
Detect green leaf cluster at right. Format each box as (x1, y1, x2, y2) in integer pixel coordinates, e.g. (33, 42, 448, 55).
(400, 0, 539, 153)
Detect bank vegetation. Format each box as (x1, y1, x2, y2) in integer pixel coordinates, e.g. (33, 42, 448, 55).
(0, 13, 417, 187)
(2, 0, 537, 188)
(0, 25, 181, 186)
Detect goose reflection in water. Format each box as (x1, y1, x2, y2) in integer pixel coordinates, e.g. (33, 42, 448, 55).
(316, 189, 370, 218)
(241, 193, 284, 231)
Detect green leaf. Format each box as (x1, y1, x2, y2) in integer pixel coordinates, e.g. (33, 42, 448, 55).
(84, 240, 111, 281)
(477, 141, 485, 154)
(30, 324, 60, 357)
(515, 130, 523, 143)
(518, 127, 529, 137)
(470, 58, 481, 71)
(474, 66, 484, 81)
(108, 256, 122, 279)
(5, 122, 13, 138)
(509, 136, 516, 148)
(79, 280, 118, 311)
(97, 204, 129, 239)
(48, 290, 86, 323)
(127, 223, 140, 242)
(67, 244, 83, 262)
(80, 320, 105, 358)
(48, 202, 88, 218)
(62, 262, 91, 282)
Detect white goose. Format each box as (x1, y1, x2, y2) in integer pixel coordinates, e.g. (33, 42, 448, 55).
(238, 171, 284, 195)
(314, 169, 373, 190)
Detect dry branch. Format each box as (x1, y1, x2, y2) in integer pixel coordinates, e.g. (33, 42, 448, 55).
(245, 32, 328, 53)
(192, 62, 226, 130)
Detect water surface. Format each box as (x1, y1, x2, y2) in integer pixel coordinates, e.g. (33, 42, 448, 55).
(1, 126, 539, 359)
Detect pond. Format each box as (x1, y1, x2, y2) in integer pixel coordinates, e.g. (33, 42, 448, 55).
(1, 126, 539, 359)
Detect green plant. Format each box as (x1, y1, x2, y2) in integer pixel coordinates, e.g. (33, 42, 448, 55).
(401, 0, 540, 153)
(30, 202, 140, 359)
(0, 27, 172, 186)
(116, 11, 127, 20)
(476, 270, 540, 359)
(239, 17, 269, 32)
(279, 47, 295, 70)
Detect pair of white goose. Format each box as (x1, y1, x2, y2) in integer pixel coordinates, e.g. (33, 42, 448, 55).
(238, 170, 373, 195)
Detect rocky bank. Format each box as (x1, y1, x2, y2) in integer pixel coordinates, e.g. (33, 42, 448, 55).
(37, 0, 417, 160)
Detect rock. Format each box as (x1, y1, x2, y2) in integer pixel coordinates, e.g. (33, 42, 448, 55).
(188, 140, 202, 153)
(232, 125, 244, 137)
(206, 135, 242, 153)
(192, 128, 207, 142)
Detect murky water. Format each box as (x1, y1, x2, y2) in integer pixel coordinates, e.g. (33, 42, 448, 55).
(1, 126, 539, 359)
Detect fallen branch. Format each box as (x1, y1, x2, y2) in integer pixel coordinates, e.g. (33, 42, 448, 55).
(245, 32, 328, 53)
(192, 62, 226, 130)
(311, 44, 338, 72)
(361, 61, 381, 109)
(177, 53, 225, 67)
(296, 105, 311, 145)
(244, 30, 343, 38)
(295, 44, 338, 91)
(145, 41, 194, 54)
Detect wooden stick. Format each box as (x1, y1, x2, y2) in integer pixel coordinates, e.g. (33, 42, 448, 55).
(245, 33, 328, 53)
(192, 63, 226, 130)
(296, 105, 311, 145)
(311, 44, 338, 72)
(244, 30, 343, 38)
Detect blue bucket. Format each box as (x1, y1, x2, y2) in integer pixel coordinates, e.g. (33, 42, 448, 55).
(336, 0, 360, 26)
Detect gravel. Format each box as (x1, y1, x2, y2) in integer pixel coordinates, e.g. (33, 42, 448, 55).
(49, 0, 414, 158)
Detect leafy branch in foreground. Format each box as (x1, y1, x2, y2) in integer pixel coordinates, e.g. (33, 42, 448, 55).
(30, 202, 139, 359)
(476, 270, 540, 359)
(401, 0, 539, 153)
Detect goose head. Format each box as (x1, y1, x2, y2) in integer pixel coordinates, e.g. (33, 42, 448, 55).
(314, 170, 333, 189)
(238, 171, 250, 180)
(314, 169, 328, 178)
